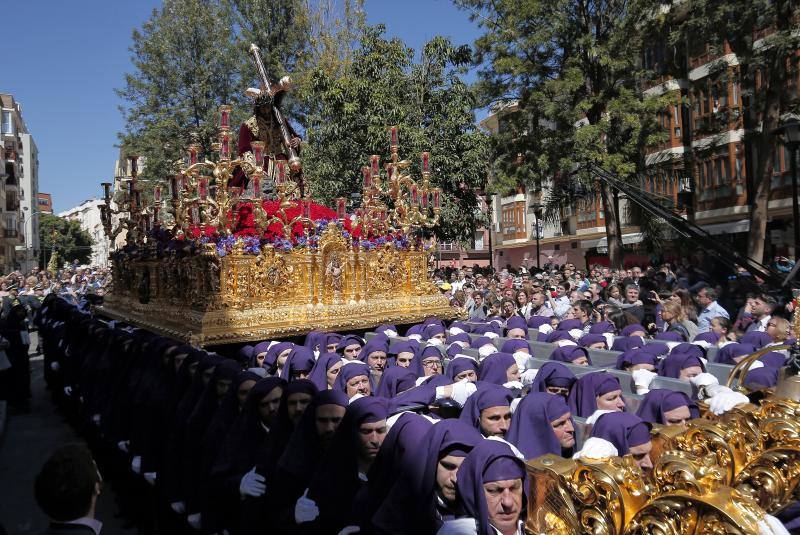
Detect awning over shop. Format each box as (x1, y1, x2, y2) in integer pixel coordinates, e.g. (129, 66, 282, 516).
(699, 219, 750, 235)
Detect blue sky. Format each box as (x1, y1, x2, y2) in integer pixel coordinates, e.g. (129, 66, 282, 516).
(2, 0, 482, 213)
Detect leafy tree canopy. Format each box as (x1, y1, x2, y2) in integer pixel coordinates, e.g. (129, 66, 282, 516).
(39, 214, 94, 267)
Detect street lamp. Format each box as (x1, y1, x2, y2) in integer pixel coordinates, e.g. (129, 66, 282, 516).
(529, 200, 542, 270)
(771, 114, 800, 260)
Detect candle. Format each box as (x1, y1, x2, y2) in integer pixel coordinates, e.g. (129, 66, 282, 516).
(171, 175, 180, 199)
(219, 105, 231, 129)
(421, 152, 430, 173)
(421, 190, 429, 208)
(370, 155, 380, 177)
(433, 188, 441, 209)
(389, 126, 398, 147)
(198, 178, 208, 200)
(188, 145, 198, 166)
(154, 185, 162, 203)
(181, 175, 189, 193)
(251, 141, 265, 168)
(362, 166, 372, 189)
(336, 198, 346, 220)
(251, 175, 261, 198)
(410, 184, 419, 206)
(220, 133, 231, 160)
(386, 163, 394, 180)
(303, 200, 311, 219)
(276, 160, 286, 185)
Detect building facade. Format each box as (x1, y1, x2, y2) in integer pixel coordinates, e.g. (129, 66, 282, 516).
(37, 192, 53, 214)
(1, 94, 31, 273)
(482, 24, 800, 270)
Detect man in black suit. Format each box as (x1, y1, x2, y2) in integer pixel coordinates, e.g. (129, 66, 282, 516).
(34, 444, 103, 535)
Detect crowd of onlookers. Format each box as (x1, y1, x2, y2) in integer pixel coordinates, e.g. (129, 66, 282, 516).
(434, 253, 793, 344)
(0, 265, 111, 412)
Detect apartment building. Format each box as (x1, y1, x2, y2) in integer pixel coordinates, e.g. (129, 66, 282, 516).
(640, 24, 800, 259)
(1, 94, 31, 272)
(37, 192, 53, 214)
(483, 27, 800, 270)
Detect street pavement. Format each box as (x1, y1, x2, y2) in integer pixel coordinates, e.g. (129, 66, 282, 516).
(0, 333, 135, 535)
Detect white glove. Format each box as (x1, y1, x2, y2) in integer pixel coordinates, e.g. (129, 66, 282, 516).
(436, 517, 478, 535)
(758, 514, 790, 535)
(50, 361, 60, 371)
(294, 489, 319, 524)
(585, 409, 615, 425)
(384, 329, 398, 338)
(445, 380, 477, 405)
(428, 338, 443, 346)
(556, 340, 577, 347)
(510, 397, 522, 414)
(170, 501, 186, 514)
(131, 456, 142, 474)
(478, 345, 497, 358)
(502, 380, 524, 390)
(187, 512, 202, 530)
(63, 386, 73, 397)
(239, 467, 266, 498)
(632, 369, 657, 394)
(512, 351, 529, 369)
(117, 440, 130, 453)
(338, 527, 361, 535)
(568, 328, 585, 341)
(573, 437, 619, 460)
(91, 414, 101, 426)
(707, 388, 749, 415)
(690, 372, 722, 399)
(538, 324, 554, 336)
(144, 472, 157, 486)
(520, 368, 538, 386)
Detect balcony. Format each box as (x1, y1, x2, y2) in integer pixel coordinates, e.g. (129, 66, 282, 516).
(4, 229, 18, 238)
(5, 199, 17, 212)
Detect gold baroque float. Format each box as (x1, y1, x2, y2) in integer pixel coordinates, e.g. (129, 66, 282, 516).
(526, 355, 800, 535)
(100, 225, 456, 346)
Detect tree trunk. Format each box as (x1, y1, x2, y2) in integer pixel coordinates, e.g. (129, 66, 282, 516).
(600, 182, 624, 268)
(745, 52, 784, 263)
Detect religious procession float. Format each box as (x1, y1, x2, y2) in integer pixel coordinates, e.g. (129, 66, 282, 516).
(96, 44, 800, 534)
(98, 44, 456, 347)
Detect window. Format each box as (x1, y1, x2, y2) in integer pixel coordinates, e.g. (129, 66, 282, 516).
(705, 161, 714, 188)
(474, 231, 484, 249)
(1, 111, 12, 135)
(774, 146, 783, 174)
(673, 105, 680, 124)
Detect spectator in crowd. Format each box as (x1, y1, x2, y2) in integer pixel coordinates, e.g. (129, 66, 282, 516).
(747, 294, 777, 333)
(695, 287, 730, 332)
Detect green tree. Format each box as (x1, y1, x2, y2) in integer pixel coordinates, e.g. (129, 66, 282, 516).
(667, 0, 800, 262)
(39, 214, 94, 267)
(458, 0, 668, 267)
(117, 0, 310, 187)
(303, 26, 491, 243)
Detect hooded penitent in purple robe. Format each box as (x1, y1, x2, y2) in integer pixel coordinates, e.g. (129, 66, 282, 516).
(374, 366, 419, 398)
(500, 339, 531, 355)
(455, 439, 528, 535)
(589, 412, 652, 455)
(306, 396, 390, 532)
(307, 352, 344, 391)
(567, 372, 624, 418)
(715, 343, 756, 365)
(280, 346, 317, 381)
(458, 383, 513, 434)
(529, 362, 576, 395)
(611, 336, 645, 352)
(477, 352, 517, 385)
(580, 334, 608, 349)
(635, 389, 699, 425)
(615, 348, 658, 370)
(447, 356, 479, 381)
(657, 350, 705, 379)
(739, 331, 773, 349)
(550, 346, 591, 365)
(507, 392, 573, 459)
(264, 342, 294, 374)
(332, 361, 374, 398)
(372, 419, 482, 534)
